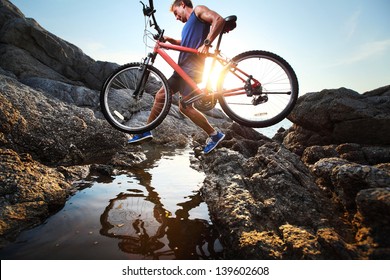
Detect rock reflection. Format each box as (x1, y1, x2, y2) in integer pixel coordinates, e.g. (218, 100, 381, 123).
(99, 163, 223, 260)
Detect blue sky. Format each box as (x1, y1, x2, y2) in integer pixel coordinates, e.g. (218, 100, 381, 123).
(10, 0, 390, 95)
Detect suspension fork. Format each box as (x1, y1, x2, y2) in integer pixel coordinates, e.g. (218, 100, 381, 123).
(133, 52, 156, 99)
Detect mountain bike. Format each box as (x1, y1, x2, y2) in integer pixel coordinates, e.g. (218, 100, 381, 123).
(100, 0, 299, 134)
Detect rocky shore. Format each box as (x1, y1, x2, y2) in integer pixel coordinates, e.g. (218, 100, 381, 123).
(195, 86, 390, 259)
(1, 0, 389, 259)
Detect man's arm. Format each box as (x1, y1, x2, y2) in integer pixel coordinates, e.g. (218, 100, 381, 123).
(195, 5, 225, 54)
(163, 36, 181, 45)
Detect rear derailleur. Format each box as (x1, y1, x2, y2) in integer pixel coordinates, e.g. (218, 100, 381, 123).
(245, 76, 268, 106)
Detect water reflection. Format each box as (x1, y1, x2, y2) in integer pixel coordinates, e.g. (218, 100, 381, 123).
(0, 147, 223, 259)
(99, 156, 222, 259)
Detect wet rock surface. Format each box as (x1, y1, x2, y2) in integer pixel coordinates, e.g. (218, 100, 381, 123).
(0, 0, 389, 259)
(0, 148, 72, 247)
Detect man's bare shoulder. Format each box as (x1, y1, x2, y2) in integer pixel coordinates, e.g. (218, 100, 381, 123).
(193, 5, 211, 16)
(194, 5, 219, 23)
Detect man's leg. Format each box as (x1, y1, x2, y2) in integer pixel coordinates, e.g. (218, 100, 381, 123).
(129, 74, 179, 144)
(128, 86, 166, 144)
(179, 103, 225, 154)
(148, 86, 167, 123)
(179, 103, 215, 135)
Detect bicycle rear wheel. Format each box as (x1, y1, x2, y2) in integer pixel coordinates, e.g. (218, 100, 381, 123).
(218, 50, 299, 128)
(100, 63, 171, 134)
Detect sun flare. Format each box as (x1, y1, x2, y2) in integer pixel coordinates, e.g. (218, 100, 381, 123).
(199, 58, 225, 91)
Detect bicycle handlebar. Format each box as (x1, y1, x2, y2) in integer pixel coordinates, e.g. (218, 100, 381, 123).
(148, 0, 154, 11)
(140, 0, 163, 40)
(141, 0, 154, 16)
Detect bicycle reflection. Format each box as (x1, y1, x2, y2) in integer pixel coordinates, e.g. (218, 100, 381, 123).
(99, 169, 223, 260)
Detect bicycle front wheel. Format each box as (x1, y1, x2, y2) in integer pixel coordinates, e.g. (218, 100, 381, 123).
(218, 50, 299, 128)
(100, 63, 171, 134)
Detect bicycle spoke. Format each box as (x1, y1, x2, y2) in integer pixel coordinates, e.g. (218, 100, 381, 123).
(100, 63, 171, 134)
(218, 51, 298, 128)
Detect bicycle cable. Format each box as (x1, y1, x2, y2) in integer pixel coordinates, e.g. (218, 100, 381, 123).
(143, 16, 158, 50)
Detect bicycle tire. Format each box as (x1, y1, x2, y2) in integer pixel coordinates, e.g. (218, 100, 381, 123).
(100, 63, 171, 134)
(218, 50, 299, 128)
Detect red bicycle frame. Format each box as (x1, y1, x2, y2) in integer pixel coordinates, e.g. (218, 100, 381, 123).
(149, 41, 259, 105)
(155, 42, 202, 95)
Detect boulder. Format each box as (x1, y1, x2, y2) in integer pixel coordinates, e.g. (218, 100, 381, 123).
(196, 124, 359, 259)
(278, 86, 390, 259)
(284, 86, 390, 154)
(0, 0, 117, 90)
(356, 188, 390, 250)
(0, 148, 72, 246)
(0, 74, 127, 165)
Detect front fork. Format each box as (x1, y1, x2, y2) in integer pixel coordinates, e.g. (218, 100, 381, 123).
(133, 52, 156, 99)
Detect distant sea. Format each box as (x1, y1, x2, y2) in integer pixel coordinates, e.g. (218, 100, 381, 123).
(256, 118, 292, 138)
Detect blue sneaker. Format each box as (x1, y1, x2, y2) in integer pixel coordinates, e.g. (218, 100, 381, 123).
(203, 131, 225, 154)
(128, 131, 153, 144)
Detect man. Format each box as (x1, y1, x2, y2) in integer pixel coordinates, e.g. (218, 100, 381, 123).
(128, 0, 226, 154)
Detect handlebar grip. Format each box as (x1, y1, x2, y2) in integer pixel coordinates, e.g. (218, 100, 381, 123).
(141, 1, 154, 16)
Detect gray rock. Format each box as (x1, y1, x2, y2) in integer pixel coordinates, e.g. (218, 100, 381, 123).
(311, 158, 390, 212)
(0, 0, 117, 90)
(21, 77, 100, 109)
(198, 124, 358, 259)
(285, 86, 390, 150)
(0, 74, 126, 165)
(355, 187, 390, 259)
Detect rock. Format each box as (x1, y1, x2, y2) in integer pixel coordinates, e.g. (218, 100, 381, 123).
(303, 144, 390, 167)
(198, 124, 357, 259)
(0, 148, 72, 246)
(198, 120, 389, 259)
(0, 0, 117, 90)
(311, 159, 390, 213)
(355, 188, 390, 258)
(0, 44, 72, 83)
(21, 77, 100, 109)
(302, 145, 339, 165)
(285, 86, 390, 151)
(0, 74, 127, 165)
(0, 0, 23, 26)
(279, 86, 390, 259)
(332, 163, 390, 211)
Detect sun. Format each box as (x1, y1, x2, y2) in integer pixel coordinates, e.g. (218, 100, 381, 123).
(199, 57, 225, 91)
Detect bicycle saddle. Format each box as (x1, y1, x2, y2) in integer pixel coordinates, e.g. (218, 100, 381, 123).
(223, 15, 237, 34)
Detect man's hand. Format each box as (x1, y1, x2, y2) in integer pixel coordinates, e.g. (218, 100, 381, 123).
(198, 44, 210, 55)
(163, 36, 181, 45)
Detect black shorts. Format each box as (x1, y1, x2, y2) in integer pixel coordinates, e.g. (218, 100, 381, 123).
(167, 71, 202, 97)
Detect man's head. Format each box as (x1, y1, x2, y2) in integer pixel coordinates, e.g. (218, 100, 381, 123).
(170, 0, 193, 11)
(170, 0, 193, 23)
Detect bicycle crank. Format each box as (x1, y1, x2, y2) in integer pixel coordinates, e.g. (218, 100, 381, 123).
(194, 95, 218, 111)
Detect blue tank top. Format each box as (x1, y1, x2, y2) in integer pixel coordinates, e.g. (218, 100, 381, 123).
(178, 11, 210, 81)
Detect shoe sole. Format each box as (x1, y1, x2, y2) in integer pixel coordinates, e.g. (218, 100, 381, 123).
(204, 134, 225, 154)
(128, 135, 153, 144)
